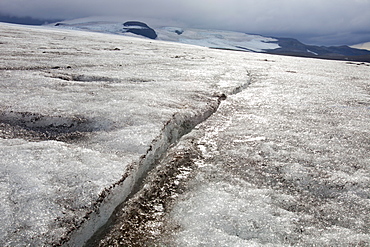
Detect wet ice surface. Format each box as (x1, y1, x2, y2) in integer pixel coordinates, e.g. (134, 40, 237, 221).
(1, 22, 369, 246)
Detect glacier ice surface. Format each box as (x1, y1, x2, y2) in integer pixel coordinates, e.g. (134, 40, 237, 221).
(1, 22, 369, 246)
(0, 22, 251, 246)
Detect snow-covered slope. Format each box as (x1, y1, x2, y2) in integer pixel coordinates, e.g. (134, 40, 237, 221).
(158, 26, 279, 52)
(51, 17, 370, 61)
(50, 17, 280, 52)
(351, 41, 370, 51)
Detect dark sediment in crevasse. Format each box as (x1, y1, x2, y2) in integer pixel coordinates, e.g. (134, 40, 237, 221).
(90, 142, 200, 246)
(63, 94, 225, 247)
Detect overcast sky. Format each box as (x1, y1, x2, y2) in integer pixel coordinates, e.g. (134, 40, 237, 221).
(1, 0, 369, 45)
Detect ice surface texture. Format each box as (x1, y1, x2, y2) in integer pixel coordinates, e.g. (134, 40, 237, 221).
(163, 58, 370, 246)
(1, 22, 369, 246)
(95, 45, 370, 245)
(0, 23, 251, 246)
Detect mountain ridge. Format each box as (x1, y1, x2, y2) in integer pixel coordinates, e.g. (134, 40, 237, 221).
(263, 37, 370, 61)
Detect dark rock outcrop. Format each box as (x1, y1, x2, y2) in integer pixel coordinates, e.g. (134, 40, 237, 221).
(123, 21, 157, 39)
(175, 29, 183, 35)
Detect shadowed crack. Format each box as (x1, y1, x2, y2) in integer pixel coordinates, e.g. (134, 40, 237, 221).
(0, 111, 102, 143)
(48, 73, 117, 82)
(0, 66, 72, 71)
(46, 73, 154, 83)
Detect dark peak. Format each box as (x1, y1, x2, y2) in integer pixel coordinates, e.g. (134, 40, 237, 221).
(274, 37, 305, 46)
(336, 45, 350, 49)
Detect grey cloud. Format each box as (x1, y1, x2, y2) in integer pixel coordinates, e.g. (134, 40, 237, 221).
(0, 0, 369, 45)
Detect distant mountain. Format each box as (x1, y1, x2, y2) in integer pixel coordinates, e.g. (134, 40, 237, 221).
(49, 18, 280, 52)
(265, 38, 370, 62)
(0, 13, 60, 25)
(50, 17, 370, 62)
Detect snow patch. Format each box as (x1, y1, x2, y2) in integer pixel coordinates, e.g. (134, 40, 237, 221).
(307, 49, 318, 55)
